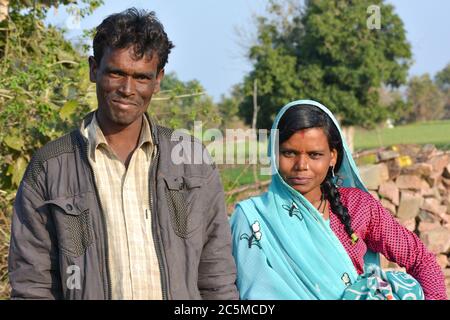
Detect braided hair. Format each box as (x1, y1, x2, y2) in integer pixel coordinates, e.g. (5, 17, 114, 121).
(278, 105, 356, 241)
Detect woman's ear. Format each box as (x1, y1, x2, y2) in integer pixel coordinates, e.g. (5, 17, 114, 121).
(330, 148, 338, 167)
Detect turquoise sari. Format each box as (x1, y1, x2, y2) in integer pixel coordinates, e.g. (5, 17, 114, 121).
(230, 100, 424, 300)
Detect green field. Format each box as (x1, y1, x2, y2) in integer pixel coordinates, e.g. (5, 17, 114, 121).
(354, 120, 450, 151)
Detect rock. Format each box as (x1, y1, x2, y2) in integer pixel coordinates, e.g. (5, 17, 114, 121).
(395, 175, 423, 191)
(442, 177, 450, 189)
(402, 163, 433, 178)
(421, 198, 446, 216)
(443, 164, 450, 179)
(420, 227, 450, 254)
(358, 163, 390, 190)
(368, 191, 380, 200)
(427, 154, 449, 176)
(419, 180, 433, 197)
(437, 254, 449, 270)
(378, 150, 400, 162)
(381, 198, 396, 216)
(386, 159, 402, 180)
(426, 174, 442, 188)
(418, 144, 438, 162)
(418, 221, 441, 233)
(401, 218, 416, 232)
(378, 181, 400, 206)
(397, 191, 423, 221)
(438, 182, 448, 196)
(417, 210, 440, 223)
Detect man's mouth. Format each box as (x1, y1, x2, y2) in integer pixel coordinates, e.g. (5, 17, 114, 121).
(112, 99, 137, 109)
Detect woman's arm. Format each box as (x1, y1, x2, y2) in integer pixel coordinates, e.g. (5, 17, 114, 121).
(365, 193, 447, 300)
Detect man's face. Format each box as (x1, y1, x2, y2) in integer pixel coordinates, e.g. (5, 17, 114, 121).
(89, 46, 164, 127)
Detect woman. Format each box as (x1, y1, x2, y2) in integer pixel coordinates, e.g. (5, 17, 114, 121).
(230, 100, 447, 300)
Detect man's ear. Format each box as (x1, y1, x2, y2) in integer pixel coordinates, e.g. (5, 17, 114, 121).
(153, 68, 165, 94)
(88, 56, 98, 83)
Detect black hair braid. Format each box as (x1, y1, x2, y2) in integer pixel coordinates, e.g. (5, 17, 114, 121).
(321, 171, 355, 241)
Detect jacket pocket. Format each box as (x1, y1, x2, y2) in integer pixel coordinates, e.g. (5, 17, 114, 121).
(43, 193, 94, 257)
(163, 175, 205, 238)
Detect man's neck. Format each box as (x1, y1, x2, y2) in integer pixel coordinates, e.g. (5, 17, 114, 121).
(96, 112, 143, 166)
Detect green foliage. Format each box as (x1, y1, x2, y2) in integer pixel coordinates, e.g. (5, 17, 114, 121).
(0, 0, 103, 299)
(435, 63, 450, 91)
(239, 0, 412, 129)
(150, 72, 221, 132)
(0, 1, 102, 193)
(406, 74, 445, 122)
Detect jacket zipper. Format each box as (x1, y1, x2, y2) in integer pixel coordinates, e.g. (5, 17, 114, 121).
(83, 140, 112, 300)
(149, 146, 169, 300)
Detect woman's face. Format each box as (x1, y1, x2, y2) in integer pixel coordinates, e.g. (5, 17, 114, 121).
(278, 127, 337, 202)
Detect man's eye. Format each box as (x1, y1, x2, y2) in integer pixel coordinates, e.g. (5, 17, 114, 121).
(137, 75, 151, 81)
(282, 151, 295, 157)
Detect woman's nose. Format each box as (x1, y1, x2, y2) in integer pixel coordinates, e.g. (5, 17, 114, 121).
(294, 154, 309, 171)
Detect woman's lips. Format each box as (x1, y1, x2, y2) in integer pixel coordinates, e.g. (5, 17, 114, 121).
(287, 177, 312, 185)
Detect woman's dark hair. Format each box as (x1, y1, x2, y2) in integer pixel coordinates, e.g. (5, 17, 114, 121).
(93, 8, 174, 72)
(278, 105, 355, 239)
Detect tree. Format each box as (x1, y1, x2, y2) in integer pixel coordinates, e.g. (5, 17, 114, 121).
(149, 72, 221, 132)
(405, 74, 446, 122)
(0, 0, 103, 192)
(238, 0, 412, 149)
(435, 63, 450, 119)
(0, 0, 103, 299)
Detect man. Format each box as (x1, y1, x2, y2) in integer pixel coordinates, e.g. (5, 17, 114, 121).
(8, 8, 238, 300)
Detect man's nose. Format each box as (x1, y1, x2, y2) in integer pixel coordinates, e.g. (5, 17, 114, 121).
(117, 76, 135, 96)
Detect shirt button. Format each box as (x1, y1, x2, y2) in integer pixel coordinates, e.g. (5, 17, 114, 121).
(66, 204, 73, 211)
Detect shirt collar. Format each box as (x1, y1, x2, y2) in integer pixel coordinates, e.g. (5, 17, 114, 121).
(86, 112, 154, 162)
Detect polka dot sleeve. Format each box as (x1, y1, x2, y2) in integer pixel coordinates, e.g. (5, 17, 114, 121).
(363, 190, 448, 300)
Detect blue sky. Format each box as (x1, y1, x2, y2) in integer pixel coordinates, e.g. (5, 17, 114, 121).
(46, 0, 450, 101)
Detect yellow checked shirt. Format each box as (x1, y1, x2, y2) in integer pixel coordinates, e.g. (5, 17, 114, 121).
(82, 113, 162, 300)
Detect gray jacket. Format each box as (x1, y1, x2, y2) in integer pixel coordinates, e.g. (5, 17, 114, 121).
(8, 112, 238, 300)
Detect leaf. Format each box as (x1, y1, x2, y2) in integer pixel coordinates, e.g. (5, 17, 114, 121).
(59, 100, 78, 120)
(4, 135, 25, 151)
(12, 157, 27, 187)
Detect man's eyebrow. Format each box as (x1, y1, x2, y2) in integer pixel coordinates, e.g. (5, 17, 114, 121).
(104, 66, 156, 78)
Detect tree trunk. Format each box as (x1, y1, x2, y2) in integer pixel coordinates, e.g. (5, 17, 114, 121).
(0, 0, 8, 21)
(342, 126, 355, 154)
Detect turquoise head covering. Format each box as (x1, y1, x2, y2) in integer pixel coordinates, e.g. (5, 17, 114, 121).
(230, 100, 377, 299)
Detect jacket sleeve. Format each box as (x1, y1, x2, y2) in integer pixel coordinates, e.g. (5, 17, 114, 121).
(365, 195, 447, 300)
(8, 180, 62, 299)
(197, 166, 239, 300)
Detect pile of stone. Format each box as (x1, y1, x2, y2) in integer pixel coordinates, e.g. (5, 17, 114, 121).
(357, 144, 450, 295)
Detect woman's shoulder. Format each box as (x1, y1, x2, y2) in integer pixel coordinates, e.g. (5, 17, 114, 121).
(337, 187, 380, 208)
(231, 193, 268, 223)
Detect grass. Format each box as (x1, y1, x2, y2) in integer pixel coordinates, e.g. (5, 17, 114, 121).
(219, 165, 271, 192)
(354, 120, 450, 151)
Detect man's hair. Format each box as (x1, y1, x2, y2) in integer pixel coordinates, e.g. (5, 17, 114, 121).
(93, 8, 174, 72)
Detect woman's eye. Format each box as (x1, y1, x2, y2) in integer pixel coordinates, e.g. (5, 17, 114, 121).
(309, 153, 322, 159)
